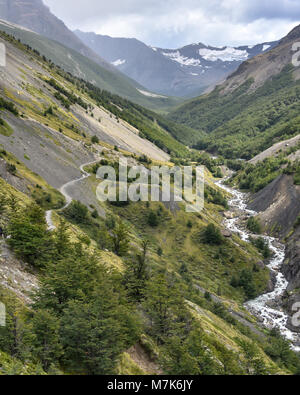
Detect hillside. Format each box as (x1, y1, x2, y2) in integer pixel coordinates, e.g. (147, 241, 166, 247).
(0, 29, 299, 375)
(75, 29, 277, 98)
(0, 0, 119, 71)
(169, 24, 300, 160)
(0, 20, 181, 112)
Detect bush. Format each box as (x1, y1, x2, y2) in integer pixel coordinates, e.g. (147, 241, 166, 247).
(148, 211, 159, 227)
(203, 224, 223, 245)
(6, 163, 17, 175)
(250, 237, 271, 259)
(44, 106, 53, 116)
(63, 201, 89, 223)
(247, 217, 262, 234)
(91, 135, 99, 144)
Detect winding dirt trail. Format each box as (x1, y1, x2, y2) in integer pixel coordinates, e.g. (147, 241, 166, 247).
(46, 159, 100, 231)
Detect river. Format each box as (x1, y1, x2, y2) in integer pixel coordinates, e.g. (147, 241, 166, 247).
(216, 178, 300, 351)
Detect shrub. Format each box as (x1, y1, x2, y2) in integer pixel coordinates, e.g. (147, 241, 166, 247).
(247, 217, 262, 234)
(91, 135, 99, 144)
(63, 201, 89, 224)
(148, 211, 159, 227)
(203, 224, 223, 245)
(6, 163, 17, 175)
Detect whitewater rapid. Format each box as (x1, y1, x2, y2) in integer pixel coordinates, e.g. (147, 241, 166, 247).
(216, 179, 300, 351)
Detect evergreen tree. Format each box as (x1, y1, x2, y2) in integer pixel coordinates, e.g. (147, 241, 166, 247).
(203, 223, 223, 245)
(7, 204, 52, 267)
(30, 309, 62, 371)
(110, 221, 130, 256)
(124, 240, 149, 302)
(60, 282, 140, 375)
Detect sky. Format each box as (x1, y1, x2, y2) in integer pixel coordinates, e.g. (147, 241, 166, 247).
(43, 0, 300, 48)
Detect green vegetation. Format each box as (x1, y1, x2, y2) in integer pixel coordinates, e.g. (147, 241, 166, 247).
(202, 223, 223, 245)
(229, 154, 300, 193)
(0, 97, 19, 116)
(230, 269, 257, 300)
(0, 28, 182, 112)
(247, 217, 262, 234)
(170, 65, 300, 160)
(250, 237, 271, 259)
(0, 118, 14, 137)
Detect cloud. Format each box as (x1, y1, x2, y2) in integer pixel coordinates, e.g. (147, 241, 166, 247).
(43, 0, 300, 48)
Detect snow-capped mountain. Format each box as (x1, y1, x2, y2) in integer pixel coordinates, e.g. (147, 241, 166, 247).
(75, 30, 278, 97)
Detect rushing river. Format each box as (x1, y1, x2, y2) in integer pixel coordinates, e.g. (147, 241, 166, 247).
(216, 179, 300, 351)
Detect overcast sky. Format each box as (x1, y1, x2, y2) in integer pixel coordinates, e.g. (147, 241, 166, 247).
(43, 0, 300, 48)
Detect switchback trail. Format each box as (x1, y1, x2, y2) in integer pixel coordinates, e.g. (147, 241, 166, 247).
(46, 159, 100, 231)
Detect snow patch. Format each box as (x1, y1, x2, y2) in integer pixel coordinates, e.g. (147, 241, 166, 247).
(199, 47, 249, 62)
(162, 51, 201, 67)
(137, 89, 166, 98)
(263, 44, 271, 51)
(111, 59, 126, 67)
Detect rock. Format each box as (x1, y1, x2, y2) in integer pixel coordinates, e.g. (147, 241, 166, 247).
(224, 211, 235, 219)
(222, 229, 232, 238)
(256, 261, 265, 269)
(266, 270, 277, 293)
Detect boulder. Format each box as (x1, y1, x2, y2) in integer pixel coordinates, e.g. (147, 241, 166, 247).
(223, 211, 235, 219)
(222, 229, 232, 238)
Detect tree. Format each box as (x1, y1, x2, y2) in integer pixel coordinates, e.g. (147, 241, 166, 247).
(7, 204, 52, 267)
(0, 288, 25, 359)
(160, 326, 219, 375)
(33, 245, 102, 314)
(239, 269, 256, 299)
(91, 135, 99, 144)
(148, 210, 159, 227)
(203, 223, 223, 245)
(110, 221, 130, 256)
(30, 310, 62, 371)
(143, 271, 191, 343)
(247, 217, 262, 234)
(238, 340, 268, 375)
(54, 219, 70, 259)
(63, 200, 89, 224)
(60, 282, 140, 375)
(124, 240, 149, 302)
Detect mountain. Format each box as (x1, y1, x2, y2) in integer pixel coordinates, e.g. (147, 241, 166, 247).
(0, 0, 113, 69)
(169, 24, 300, 160)
(75, 29, 278, 98)
(0, 19, 182, 111)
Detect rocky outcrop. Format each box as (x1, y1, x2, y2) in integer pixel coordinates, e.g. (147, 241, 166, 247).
(248, 174, 300, 238)
(282, 226, 300, 292)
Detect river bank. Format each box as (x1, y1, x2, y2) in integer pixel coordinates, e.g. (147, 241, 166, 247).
(216, 178, 300, 352)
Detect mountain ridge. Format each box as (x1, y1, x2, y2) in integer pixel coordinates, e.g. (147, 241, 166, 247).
(75, 29, 278, 98)
(0, 0, 114, 71)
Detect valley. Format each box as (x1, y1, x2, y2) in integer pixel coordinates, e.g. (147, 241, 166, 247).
(0, 1, 299, 377)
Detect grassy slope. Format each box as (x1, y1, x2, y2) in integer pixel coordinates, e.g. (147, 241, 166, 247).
(0, 21, 182, 112)
(0, 173, 290, 375)
(0, 30, 199, 158)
